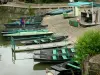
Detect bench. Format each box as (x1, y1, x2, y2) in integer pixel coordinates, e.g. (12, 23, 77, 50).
(61, 48, 66, 54)
(67, 63, 80, 69)
(52, 55, 57, 60)
(49, 38, 54, 41)
(53, 49, 57, 54)
(62, 55, 68, 59)
(71, 48, 75, 52)
(41, 39, 46, 42)
(33, 40, 39, 43)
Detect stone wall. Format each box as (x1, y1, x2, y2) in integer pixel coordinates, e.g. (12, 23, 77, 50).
(89, 54, 100, 75)
(83, 54, 100, 75)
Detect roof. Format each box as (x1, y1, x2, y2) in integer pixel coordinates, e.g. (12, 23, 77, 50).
(68, 2, 92, 7)
(68, 1, 100, 7)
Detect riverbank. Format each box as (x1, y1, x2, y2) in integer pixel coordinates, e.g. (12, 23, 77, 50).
(0, 2, 68, 8)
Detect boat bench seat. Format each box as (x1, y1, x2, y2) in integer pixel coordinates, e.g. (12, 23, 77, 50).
(71, 48, 75, 52)
(62, 49, 66, 54)
(52, 55, 57, 60)
(62, 55, 68, 59)
(49, 38, 54, 41)
(33, 40, 39, 43)
(41, 39, 46, 42)
(53, 49, 57, 54)
(67, 63, 80, 69)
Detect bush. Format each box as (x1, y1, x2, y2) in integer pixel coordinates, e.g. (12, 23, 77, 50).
(28, 5, 35, 16)
(75, 30, 100, 63)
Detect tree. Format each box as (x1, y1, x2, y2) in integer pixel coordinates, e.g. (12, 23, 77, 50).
(75, 30, 100, 63)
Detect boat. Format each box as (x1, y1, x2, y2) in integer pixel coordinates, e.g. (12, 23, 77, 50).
(21, 35, 68, 45)
(1, 27, 48, 34)
(51, 61, 81, 75)
(33, 47, 75, 63)
(3, 30, 53, 37)
(4, 15, 43, 28)
(4, 22, 45, 28)
(46, 9, 73, 15)
(4, 23, 48, 28)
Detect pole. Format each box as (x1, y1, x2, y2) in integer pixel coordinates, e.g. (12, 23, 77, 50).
(92, 2, 94, 24)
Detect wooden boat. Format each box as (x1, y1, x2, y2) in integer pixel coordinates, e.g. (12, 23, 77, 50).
(46, 9, 73, 15)
(21, 35, 68, 45)
(4, 15, 43, 28)
(3, 31, 53, 37)
(51, 61, 81, 75)
(1, 28, 48, 34)
(4, 23, 45, 28)
(33, 47, 75, 63)
(4, 24, 48, 28)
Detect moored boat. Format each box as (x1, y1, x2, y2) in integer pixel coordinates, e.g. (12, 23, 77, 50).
(4, 15, 43, 28)
(3, 31, 53, 37)
(46, 9, 73, 15)
(1, 28, 48, 34)
(51, 61, 81, 75)
(21, 35, 68, 45)
(4, 24, 48, 28)
(33, 47, 75, 63)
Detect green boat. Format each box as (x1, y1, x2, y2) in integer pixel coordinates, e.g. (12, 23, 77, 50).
(33, 46, 75, 63)
(2, 29, 48, 34)
(4, 15, 43, 28)
(21, 35, 68, 45)
(3, 31, 53, 37)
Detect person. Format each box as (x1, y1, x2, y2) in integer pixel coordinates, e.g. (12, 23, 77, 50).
(85, 10, 92, 22)
(20, 18, 25, 28)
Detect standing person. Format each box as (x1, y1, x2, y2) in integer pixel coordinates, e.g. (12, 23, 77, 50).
(20, 18, 25, 28)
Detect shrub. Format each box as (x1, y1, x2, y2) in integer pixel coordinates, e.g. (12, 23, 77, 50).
(75, 30, 100, 63)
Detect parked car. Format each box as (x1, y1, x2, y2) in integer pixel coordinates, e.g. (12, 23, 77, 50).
(0, 0, 8, 4)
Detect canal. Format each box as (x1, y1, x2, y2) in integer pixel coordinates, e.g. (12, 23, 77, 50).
(0, 7, 60, 75)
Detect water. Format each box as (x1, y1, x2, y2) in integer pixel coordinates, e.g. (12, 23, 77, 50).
(0, 47, 58, 75)
(0, 7, 59, 75)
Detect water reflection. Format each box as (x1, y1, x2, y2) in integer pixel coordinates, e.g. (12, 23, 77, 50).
(33, 63, 55, 70)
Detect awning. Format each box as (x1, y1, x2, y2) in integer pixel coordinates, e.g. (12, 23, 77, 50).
(68, 2, 92, 7)
(68, 1, 100, 7)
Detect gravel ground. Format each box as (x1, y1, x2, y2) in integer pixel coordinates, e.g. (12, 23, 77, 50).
(42, 15, 100, 43)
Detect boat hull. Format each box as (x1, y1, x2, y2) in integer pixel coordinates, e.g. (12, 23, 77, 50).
(46, 9, 73, 15)
(51, 61, 81, 74)
(33, 47, 75, 63)
(3, 32, 53, 38)
(21, 36, 68, 45)
(1, 25, 48, 34)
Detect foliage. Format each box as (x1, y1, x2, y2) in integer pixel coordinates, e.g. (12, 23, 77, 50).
(75, 30, 100, 63)
(25, 0, 68, 3)
(28, 5, 35, 16)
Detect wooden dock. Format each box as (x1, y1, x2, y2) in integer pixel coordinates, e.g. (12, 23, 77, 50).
(15, 41, 72, 52)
